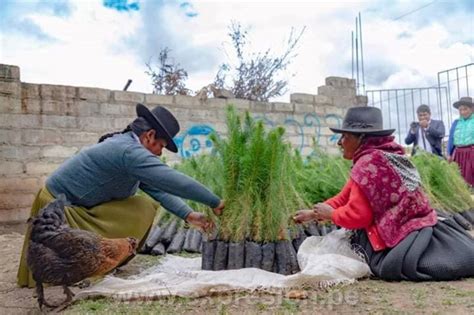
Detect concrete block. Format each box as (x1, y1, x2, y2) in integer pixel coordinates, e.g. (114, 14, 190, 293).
(0, 177, 39, 193)
(290, 93, 314, 104)
(174, 95, 201, 108)
(333, 96, 356, 108)
(355, 95, 368, 106)
(0, 81, 21, 96)
(41, 145, 78, 158)
(145, 94, 174, 106)
(0, 146, 41, 160)
(78, 116, 115, 132)
(294, 103, 315, 114)
(317, 85, 337, 98)
(40, 84, 76, 100)
(226, 98, 250, 110)
(22, 129, 63, 145)
(21, 98, 41, 114)
(78, 87, 111, 102)
(0, 64, 20, 81)
(41, 99, 74, 115)
(204, 98, 227, 109)
(314, 94, 331, 105)
(325, 77, 356, 89)
(100, 103, 136, 116)
(250, 101, 272, 112)
(113, 90, 145, 103)
(75, 101, 100, 116)
(62, 131, 100, 145)
(0, 114, 41, 128)
(21, 83, 40, 99)
(272, 102, 294, 112)
(0, 208, 31, 223)
(0, 193, 35, 210)
(0, 96, 21, 113)
(113, 117, 135, 130)
(41, 115, 77, 129)
(0, 129, 22, 144)
(0, 160, 24, 175)
(187, 109, 218, 122)
(25, 161, 60, 175)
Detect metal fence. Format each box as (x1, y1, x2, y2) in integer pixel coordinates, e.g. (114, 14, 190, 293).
(366, 87, 448, 144)
(366, 63, 474, 146)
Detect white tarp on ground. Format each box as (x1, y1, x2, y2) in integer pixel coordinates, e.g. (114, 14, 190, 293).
(76, 229, 371, 301)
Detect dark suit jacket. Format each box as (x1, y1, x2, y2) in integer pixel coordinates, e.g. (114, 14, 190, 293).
(405, 119, 445, 156)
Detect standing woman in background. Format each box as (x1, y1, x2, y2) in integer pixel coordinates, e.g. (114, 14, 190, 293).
(447, 97, 474, 187)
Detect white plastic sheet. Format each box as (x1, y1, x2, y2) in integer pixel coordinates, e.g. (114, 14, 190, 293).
(77, 229, 370, 301)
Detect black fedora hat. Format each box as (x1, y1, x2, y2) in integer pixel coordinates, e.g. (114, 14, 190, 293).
(330, 106, 395, 136)
(453, 96, 473, 109)
(136, 104, 180, 153)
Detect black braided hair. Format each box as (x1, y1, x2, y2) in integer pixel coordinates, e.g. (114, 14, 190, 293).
(98, 125, 132, 143)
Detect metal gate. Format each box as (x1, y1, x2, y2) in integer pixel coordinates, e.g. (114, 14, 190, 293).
(366, 87, 448, 144)
(366, 63, 474, 145)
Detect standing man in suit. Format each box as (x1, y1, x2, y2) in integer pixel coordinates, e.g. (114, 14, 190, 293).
(405, 104, 445, 157)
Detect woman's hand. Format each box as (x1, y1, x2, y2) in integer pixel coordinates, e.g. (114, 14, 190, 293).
(186, 212, 214, 233)
(293, 210, 316, 224)
(312, 203, 334, 221)
(213, 200, 225, 216)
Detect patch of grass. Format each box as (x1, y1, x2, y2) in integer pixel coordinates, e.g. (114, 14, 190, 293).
(280, 299, 299, 313)
(410, 287, 427, 308)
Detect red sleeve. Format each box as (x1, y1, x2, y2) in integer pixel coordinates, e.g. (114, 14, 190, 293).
(330, 180, 374, 229)
(324, 179, 352, 209)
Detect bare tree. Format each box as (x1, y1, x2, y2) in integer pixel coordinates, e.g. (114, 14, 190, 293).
(214, 22, 305, 102)
(146, 48, 191, 95)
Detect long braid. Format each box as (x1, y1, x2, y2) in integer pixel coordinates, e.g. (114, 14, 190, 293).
(98, 125, 132, 143)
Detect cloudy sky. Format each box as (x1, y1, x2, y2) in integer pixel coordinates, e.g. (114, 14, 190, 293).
(0, 0, 473, 102)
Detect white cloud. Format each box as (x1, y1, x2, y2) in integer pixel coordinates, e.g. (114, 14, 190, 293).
(0, 0, 472, 101)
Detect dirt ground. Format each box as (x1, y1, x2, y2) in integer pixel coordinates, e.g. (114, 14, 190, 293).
(1, 224, 473, 315)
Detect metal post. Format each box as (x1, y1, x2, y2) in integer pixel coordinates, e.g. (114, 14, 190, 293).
(465, 65, 470, 96)
(456, 67, 460, 99)
(437, 72, 443, 122)
(355, 17, 360, 94)
(359, 12, 366, 95)
(411, 89, 416, 123)
(395, 90, 401, 142)
(351, 31, 354, 80)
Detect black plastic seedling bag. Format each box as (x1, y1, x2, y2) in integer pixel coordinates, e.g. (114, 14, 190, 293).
(166, 228, 186, 253)
(150, 242, 166, 256)
(213, 241, 229, 270)
(292, 226, 307, 252)
(244, 241, 262, 269)
(305, 222, 320, 236)
(227, 241, 245, 269)
(261, 242, 275, 272)
(189, 229, 203, 253)
(161, 220, 178, 245)
(275, 240, 299, 275)
(142, 225, 164, 253)
(201, 239, 216, 270)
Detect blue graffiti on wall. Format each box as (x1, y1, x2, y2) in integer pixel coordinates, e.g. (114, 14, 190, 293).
(174, 124, 216, 159)
(174, 112, 343, 159)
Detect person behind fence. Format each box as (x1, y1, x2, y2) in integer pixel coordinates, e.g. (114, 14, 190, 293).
(294, 106, 474, 281)
(405, 104, 445, 157)
(447, 96, 474, 187)
(17, 103, 225, 288)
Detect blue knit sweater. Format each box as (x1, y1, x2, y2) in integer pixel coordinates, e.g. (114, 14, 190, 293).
(46, 132, 220, 219)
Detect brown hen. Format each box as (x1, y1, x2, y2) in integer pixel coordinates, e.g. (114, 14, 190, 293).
(27, 195, 138, 310)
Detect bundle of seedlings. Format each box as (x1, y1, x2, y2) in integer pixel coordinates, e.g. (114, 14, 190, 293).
(411, 153, 474, 227)
(200, 106, 308, 275)
(293, 148, 351, 205)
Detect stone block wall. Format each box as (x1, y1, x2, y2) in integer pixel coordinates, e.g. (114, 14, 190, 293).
(0, 64, 367, 223)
